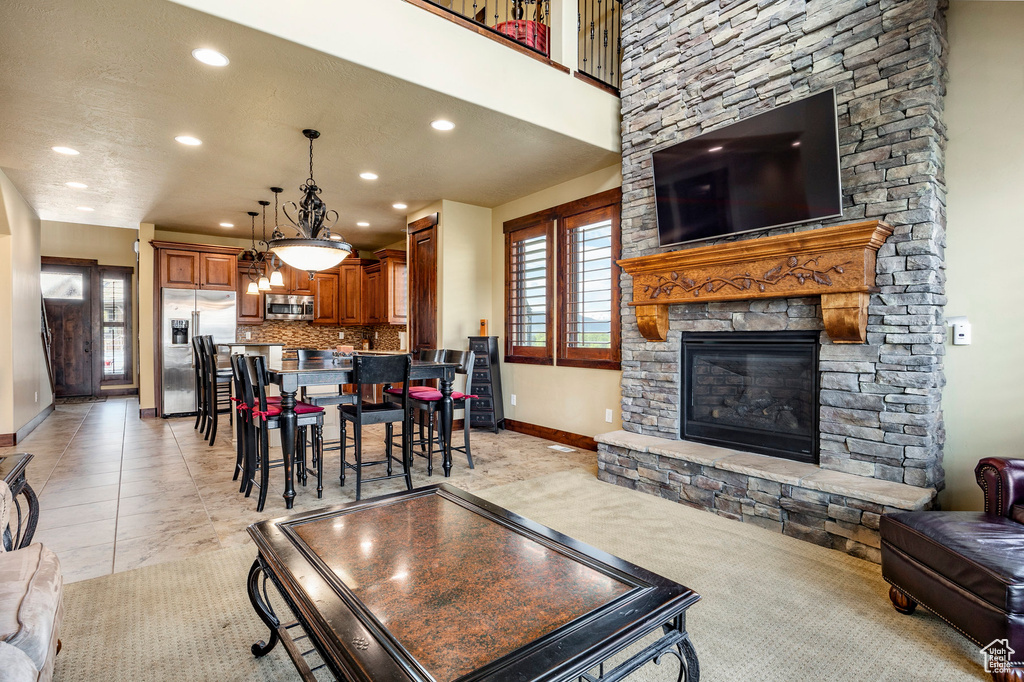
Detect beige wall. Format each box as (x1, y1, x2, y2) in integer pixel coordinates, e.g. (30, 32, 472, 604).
(138, 223, 156, 412)
(439, 200, 493, 349)
(0, 169, 52, 436)
(941, 1, 1024, 510)
(491, 165, 622, 437)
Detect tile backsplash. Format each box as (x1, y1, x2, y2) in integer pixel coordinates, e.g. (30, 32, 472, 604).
(236, 321, 406, 351)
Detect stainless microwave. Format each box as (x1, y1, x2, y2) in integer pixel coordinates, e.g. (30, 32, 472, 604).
(265, 294, 314, 321)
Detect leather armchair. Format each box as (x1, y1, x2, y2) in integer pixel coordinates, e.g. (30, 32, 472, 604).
(881, 458, 1024, 682)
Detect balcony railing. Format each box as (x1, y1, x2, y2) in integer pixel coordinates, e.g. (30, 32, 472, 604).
(424, 0, 552, 57)
(578, 0, 622, 91)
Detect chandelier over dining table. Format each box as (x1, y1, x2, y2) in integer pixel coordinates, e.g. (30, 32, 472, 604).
(268, 129, 354, 275)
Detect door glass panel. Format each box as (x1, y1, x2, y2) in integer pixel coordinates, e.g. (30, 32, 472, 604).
(41, 272, 84, 299)
(102, 278, 125, 322)
(103, 327, 126, 376)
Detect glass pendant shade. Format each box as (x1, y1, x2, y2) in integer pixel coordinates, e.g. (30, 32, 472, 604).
(257, 274, 271, 290)
(269, 268, 284, 287)
(246, 280, 259, 295)
(271, 238, 352, 272)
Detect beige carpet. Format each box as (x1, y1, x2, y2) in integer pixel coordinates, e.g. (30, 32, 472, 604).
(55, 471, 986, 681)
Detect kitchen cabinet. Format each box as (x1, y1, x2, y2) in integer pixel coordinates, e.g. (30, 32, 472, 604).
(157, 245, 236, 291)
(362, 263, 382, 324)
(312, 271, 339, 325)
(160, 249, 200, 289)
(338, 260, 364, 325)
(236, 266, 263, 324)
(287, 265, 315, 295)
(375, 249, 408, 325)
(200, 253, 236, 290)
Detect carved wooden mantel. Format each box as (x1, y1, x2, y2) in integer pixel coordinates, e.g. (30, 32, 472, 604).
(617, 221, 893, 344)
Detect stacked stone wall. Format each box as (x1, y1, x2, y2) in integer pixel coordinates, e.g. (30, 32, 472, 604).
(618, 0, 949, 490)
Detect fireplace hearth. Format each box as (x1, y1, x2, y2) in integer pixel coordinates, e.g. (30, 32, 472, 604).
(682, 332, 819, 464)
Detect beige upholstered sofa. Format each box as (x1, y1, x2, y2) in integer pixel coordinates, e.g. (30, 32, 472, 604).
(0, 480, 63, 682)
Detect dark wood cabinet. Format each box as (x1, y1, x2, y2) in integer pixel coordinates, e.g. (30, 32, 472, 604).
(236, 266, 264, 324)
(160, 249, 200, 289)
(338, 260, 363, 325)
(374, 249, 407, 325)
(288, 266, 315, 295)
(312, 271, 339, 325)
(200, 253, 236, 290)
(468, 336, 504, 432)
(362, 263, 382, 324)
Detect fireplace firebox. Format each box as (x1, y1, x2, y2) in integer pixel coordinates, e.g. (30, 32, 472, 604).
(681, 332, 819, 464)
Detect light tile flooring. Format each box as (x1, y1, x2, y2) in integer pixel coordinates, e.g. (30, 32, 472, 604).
(3, 398, 596, 583)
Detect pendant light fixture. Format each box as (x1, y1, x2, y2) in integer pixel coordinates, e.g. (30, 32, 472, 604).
(257, 200, 272, 291)
(269, 187, 286, 287)
(269, 129, 353, 275)
(243, 211, 261, 295)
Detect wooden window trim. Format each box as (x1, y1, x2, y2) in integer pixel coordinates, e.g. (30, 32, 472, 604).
(98, 266, 134, 386)
(504, 219, 555, 365)
(557, 202, 622, 370)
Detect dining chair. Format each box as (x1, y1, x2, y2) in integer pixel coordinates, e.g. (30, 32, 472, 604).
(295, 348, 358, 479)
(338, 354, 413, 501)
(395, 350, 476, 475)
(241, 355, 326, 511)
(192, 336, 207, 432)
(201, 335, 234, 446)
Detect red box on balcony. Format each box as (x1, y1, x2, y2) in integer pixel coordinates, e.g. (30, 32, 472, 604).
(494, 20, 549, 56)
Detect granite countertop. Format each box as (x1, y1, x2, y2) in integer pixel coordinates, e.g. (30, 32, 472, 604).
(220, 342, 285, 346)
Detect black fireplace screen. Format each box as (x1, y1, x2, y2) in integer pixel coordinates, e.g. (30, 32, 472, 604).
(682, 332, 819, 464)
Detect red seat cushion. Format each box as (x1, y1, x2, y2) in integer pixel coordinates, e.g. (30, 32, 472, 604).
(256, 401, 323, 418)
(407, 389, 475, 402)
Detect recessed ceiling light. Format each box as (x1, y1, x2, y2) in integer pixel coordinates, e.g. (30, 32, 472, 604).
(392, 203, 407, 210)
(65, 182, 88, 189)
(431, 119, 455, 131)
(792, 141, 801, 147)
(359, 172, 378, 180)
(220, 222, 234, 228)
(356, 221, 370, 227)
(708, 146, 723, 152)
(175, 135, 202, 146)
(191, 48, 229, 67)
(52, 146, 79, 155)
(76, 206, 94, 212)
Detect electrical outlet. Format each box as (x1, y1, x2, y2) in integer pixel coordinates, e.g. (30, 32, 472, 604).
(338, 332, 344, 340)
(34, 391, 38, 403)
(245, 331, 252, 340)
(375, 331, 379, 340)
(605, 409, 613, 423)
(510, 394, 517, 406)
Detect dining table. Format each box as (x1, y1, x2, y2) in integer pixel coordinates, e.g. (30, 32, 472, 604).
(265, 355, 461, 509)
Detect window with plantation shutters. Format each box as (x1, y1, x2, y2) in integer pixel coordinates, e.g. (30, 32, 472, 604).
(557, 203, 621, 369)
(504, 188, 621, 370)
(504, 220, 554, 364)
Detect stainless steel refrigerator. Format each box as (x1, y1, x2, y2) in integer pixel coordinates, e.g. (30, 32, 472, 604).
(161, 289, 236, 417)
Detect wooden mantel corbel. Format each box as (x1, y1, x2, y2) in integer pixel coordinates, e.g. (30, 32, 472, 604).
(617, 221, 893, 344)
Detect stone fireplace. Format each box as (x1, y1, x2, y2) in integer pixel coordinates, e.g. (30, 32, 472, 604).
(596, 0, 949, 562)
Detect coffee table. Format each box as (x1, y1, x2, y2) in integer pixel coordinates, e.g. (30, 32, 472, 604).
(246, 484, 700, 681)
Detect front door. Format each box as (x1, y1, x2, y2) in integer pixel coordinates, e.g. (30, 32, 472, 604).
(41, 264, 94, 397)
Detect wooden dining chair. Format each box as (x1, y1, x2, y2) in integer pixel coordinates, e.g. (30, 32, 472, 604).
(201, 335, 234, 446)
(338, 354, 413, 501)
(399, 350, 476, 474)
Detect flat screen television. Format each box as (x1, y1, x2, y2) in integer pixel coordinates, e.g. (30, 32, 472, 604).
(653, 89, 842, 247)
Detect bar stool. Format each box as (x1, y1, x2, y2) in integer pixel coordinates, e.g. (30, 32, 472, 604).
(338, 354, 412, 501)
(201, 336, 233, 446)
(192, 337, 207, 432)
(241, 355, 325, 512)
(397, 350, 476, 475)
(296, 349, 358, 484)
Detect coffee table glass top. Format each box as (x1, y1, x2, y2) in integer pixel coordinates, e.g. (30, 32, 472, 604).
(288, 493, 634, 681)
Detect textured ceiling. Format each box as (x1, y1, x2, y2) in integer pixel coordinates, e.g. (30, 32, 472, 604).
(0, 0, 619, 250)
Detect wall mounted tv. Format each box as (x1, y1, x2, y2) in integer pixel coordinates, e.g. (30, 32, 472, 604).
(653, 89, 842, 247)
